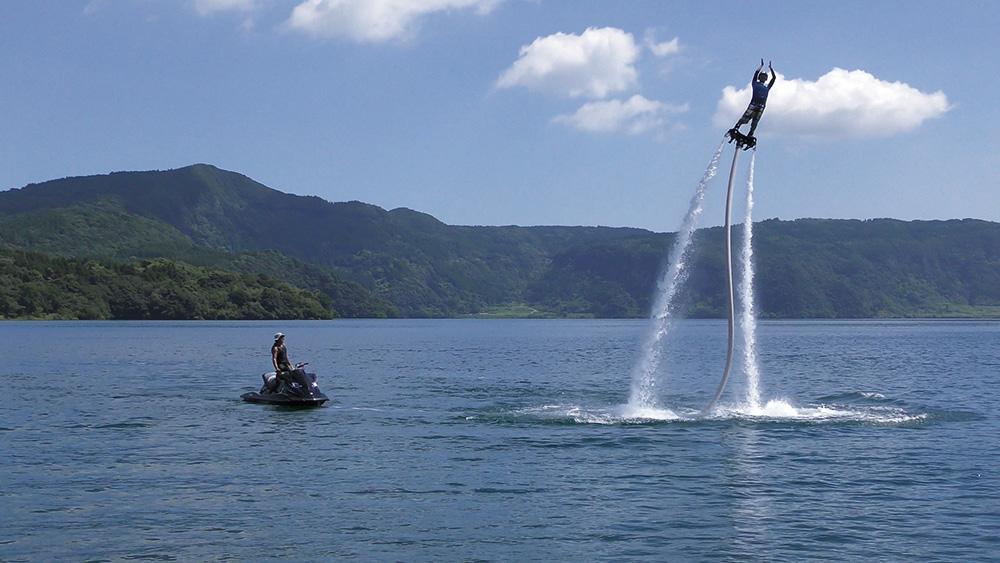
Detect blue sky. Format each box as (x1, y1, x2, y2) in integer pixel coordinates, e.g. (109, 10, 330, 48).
(1, 1, 997, 230)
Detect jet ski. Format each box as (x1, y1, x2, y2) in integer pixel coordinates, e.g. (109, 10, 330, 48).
(241, 363, 328, 407)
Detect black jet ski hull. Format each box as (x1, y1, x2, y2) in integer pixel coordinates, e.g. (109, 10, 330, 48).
(241, 391, 328, 407)
(242, 368, 329, 407)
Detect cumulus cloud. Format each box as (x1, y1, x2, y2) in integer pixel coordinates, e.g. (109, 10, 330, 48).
(644, 31, 679, 58)
(497, 27, 640, 99)
(286, 0, 499, 42)
(553, 95, 688, 135)
(193, 0, 257, 15)
(713, 68, 951, 139)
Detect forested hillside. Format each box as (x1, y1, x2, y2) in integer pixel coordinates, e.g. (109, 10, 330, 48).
(0, 250, 333, 320)
(529, 219, 1000, 318)
(2, 164, 998, 319)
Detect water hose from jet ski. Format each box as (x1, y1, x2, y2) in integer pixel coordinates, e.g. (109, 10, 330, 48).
(704, 144, 741, 414)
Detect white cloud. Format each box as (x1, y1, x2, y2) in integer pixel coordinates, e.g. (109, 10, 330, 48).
(553, 95, 688, 135)
(194, 0, 257, 15)
(497, 27, 640, 99)
(713, 68, 951, 139)
(286, 0, 499, 42)
(644, 31, 679, 58)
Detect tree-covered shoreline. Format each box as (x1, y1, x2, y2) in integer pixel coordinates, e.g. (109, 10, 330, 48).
(0, 251, 333, 320)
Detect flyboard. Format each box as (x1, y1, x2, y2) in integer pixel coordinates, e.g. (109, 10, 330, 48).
(703, 129, 756, 415)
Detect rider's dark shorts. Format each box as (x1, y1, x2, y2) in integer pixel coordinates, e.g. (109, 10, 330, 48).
(740, 104, 764, 122)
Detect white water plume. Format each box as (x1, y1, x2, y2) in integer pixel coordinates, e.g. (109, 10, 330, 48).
(739, 151, 761, 410)
(628, 141, 725, 408)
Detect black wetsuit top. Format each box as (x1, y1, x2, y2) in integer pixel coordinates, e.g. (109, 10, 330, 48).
(272, 343, 290, 371)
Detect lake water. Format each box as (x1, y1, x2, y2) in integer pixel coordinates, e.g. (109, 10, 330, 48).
(2, 319, 999, 561)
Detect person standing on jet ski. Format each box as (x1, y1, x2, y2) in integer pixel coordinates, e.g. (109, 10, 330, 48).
(732, 59, 776, 138)
(272, 332, 292, 375)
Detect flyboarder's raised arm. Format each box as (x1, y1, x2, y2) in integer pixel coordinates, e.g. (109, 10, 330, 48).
(753, 58, 764, 81)
(768, 61, 777, 88)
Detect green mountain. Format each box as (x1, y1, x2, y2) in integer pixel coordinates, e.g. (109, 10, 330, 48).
(2, 164, 998, 319)
(0, 172, 398, 317)
(0, 164, 643, 316)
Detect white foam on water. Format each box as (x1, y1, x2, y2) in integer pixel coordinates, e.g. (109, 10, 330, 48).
(629, 141, 726, 410)
(494, 398, 924, 425)
(707, 398, 927, 424)
(507, 404, 683, 424)
(616, 403, 683, 422)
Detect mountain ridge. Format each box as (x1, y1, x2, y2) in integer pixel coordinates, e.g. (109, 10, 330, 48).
(2, 164, 998, 319)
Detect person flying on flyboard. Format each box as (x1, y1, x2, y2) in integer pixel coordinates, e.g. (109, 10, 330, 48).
(728, 59, 776, 150)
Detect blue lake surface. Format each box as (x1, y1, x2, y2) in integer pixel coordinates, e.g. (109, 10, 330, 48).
(2, 319, 999, 561)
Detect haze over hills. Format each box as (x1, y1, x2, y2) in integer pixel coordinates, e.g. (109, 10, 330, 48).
(2, 164, 998, 319)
